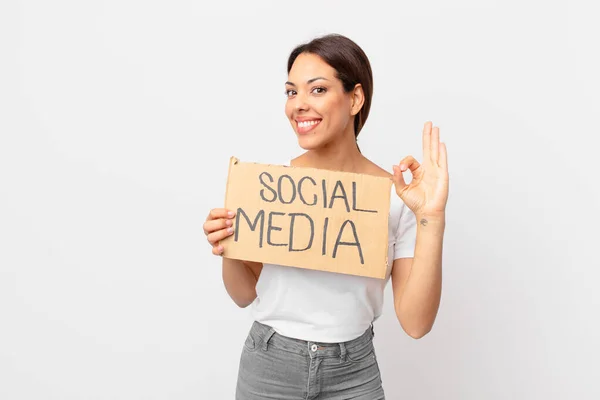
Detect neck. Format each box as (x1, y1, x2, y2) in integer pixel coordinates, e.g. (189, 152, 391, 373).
(302, 128, 364, 173)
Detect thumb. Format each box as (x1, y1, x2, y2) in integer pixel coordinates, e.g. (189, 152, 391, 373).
(392, 165, 407, 193)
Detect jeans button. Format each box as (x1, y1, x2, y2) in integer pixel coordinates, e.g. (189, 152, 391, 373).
(311, 344, 318, 352)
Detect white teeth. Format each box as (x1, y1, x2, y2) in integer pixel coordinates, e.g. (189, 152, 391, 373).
(298, 120, 320, 128)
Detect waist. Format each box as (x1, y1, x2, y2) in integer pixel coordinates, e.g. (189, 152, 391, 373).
(247, 320, 375, 358)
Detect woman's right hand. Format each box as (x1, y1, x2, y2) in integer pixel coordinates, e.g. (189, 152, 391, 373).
(203, 208, 236, 256)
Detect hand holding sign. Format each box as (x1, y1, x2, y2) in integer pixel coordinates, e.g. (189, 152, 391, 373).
(203, 208, 236, 256)
(392, 121, 449, 218)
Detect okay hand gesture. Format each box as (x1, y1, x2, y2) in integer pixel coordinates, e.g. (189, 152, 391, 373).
(392, 121, 449, 218)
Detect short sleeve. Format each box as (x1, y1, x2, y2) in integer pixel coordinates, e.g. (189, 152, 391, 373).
(393, 203, 417, 259)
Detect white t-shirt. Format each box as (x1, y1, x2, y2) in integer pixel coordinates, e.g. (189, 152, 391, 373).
(250, 163, 418, 343)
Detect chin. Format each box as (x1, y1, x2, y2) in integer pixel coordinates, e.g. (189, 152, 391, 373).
(296, 134, 326, 150)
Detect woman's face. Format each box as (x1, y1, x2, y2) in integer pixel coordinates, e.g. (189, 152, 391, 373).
(285, 53, 356, 150)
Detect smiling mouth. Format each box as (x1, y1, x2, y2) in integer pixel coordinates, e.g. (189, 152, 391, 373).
(296, 119, 322, 134)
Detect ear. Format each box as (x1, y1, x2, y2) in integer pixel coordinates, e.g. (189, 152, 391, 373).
(350, 83, 365, 116)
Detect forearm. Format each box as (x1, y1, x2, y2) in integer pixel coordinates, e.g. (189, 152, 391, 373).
(396, 213, 445, 338)
(222, 257, 259, 308)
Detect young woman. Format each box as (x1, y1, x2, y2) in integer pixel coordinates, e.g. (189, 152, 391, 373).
(203, 34, 449, 399)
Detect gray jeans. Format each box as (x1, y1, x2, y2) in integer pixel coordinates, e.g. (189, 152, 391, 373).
(235, 321, 385, 399)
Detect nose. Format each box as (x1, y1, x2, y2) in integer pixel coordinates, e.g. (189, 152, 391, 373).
(294, 101, 309, 113)
(295, 103, 307, 112)
(292, 92, 309, 113)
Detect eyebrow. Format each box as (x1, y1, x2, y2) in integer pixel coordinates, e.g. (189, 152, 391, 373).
(285, 77, 329, 86)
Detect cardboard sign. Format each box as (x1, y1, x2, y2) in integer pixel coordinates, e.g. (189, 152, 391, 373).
(221, 157, 393, 279)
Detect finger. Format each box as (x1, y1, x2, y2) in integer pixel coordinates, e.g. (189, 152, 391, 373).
(392, 165, 407, 192)
(203, 217, 233, 236)
(206, 208, 236, 221)
(422, 121, 432, 163)
(207, 227, 234, 245)
(439, 142, 448, 170)
(431, 126, 440, 165)
(398, 156, 420, 173)
(212, 244, 224, 256)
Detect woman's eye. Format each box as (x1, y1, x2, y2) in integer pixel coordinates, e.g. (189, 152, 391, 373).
(285, 89, 296, 97)
(312, 87, 326, 94)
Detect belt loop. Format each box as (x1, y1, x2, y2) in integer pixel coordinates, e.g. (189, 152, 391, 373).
(339, 342, 347, 363)
(370, 324, 375, 338)
(261, 328, 276, 351)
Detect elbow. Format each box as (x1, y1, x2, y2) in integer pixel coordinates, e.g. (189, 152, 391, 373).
(233, 294, 257, 309)
(234, 300, 250, 308)
(396, 314, 433, 339)
(406, 327, 431, 339)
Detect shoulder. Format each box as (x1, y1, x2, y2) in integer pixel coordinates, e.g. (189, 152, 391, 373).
(358, 158, 409, 231)
(360, 158, 392, 179)
(290, 153, 309, 167)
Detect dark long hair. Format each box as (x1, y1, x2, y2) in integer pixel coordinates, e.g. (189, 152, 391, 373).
(287, 34, 374, 149)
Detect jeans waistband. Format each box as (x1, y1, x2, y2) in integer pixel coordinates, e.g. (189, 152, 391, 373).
(247, 321, 375, 359)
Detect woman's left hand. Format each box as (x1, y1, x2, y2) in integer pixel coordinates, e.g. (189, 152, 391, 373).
(392, 121, 449, 218)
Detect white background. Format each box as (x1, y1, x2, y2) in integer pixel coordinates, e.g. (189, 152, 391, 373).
(1, 0, 599, 399)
